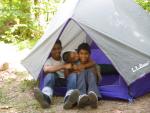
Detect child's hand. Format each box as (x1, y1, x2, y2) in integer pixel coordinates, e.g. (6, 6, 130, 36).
(72, 64, 79, 73)
(44, 65, 50, 72)
(64, 63, 72, 69)
(72, 64, 79, 71)
(78, 64, 85, 71)
(72, 64, 84, 73)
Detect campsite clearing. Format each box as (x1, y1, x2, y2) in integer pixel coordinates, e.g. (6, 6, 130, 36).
(0, 68, 150, 113)
(0, 43, 150, 113)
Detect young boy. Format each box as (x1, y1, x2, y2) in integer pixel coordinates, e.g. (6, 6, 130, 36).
(77, 43, 101, 108)
(63, 51, 97, 78)
(63, 51, 80, 77)
(63, 44, 101, 108)
(34, 40, 79, 109)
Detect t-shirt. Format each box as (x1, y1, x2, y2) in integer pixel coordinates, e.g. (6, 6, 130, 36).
(44, 57, 64, 78)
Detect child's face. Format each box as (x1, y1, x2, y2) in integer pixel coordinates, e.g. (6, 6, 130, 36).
(51, 43, 62, 60)
(78, 49, 90, 64)
(69, 52, 79, 63)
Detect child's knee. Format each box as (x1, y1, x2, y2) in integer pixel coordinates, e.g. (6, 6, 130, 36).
(45, 73, 55, 81)
(69, 73, 77, 81)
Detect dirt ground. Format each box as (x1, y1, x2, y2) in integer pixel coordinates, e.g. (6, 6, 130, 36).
(0, 66, 150, 113)
(0, 43, 150, 113)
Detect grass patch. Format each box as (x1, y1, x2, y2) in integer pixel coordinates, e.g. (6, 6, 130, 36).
(5, 78, 15, 84)
(14, 71, 29, 78)
(0, 88, 9, 104)
(20, 80, 38, 92)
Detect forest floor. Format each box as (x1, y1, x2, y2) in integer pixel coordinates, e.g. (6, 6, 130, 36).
(0, 42, 150, 113)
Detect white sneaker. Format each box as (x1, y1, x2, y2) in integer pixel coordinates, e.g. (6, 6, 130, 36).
(88, 91, 98, 108)
(78, 94, 89, 108)
(34, 88, 51, 108)
(63, 89, 80, 109)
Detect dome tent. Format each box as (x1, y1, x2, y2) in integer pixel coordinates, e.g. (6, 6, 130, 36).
(22, 0, 150, 101)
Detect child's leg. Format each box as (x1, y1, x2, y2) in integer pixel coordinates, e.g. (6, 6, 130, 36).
(34, 73, 57, 108)
(42, 73, 57, 99)
(66, 72, 77, 90)
(77, 71, 87, 95)
(86, 69, 101, 108)
(63, 73, 79, 109)
(77, 71, 89, 108)
(86, 69, 101, 98)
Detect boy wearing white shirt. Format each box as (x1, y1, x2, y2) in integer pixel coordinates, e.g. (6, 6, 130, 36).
(34, 40, 79, 109)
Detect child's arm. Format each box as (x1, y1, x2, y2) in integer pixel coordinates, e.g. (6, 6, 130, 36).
(72, 64, 80, 72)
(64, 64, 76, 78)
(43, 63, 72, 73)
(64, 69, 70, 78)
(78, 59, 96, 71)
(91, 65, 102, 85)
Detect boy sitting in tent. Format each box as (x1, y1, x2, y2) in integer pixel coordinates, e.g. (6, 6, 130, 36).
(63, 43, 101, 108)
(34, 40, 79, 109)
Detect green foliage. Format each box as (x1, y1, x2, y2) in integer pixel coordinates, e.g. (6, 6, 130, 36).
(1, 23, 42, 43)
(16, 39, 39, 50)
(136, 0, 150, 12)
(0, 0, 62, 49)
(1, 0, 148, 49)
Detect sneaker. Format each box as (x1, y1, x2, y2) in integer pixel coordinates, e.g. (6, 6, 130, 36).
(88, 91, 98, 108)
(63, 89, 80, 109)
(34, 88, 50, 108)
(78, 94, 89, 108)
